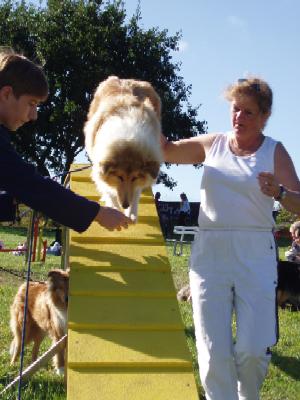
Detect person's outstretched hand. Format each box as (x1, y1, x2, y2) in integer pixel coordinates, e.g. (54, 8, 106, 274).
(95, 206, 132, 231)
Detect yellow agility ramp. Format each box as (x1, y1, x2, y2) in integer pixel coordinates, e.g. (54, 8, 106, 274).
(66, 165, 199, 399)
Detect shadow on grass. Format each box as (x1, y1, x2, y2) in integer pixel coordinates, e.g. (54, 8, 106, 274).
(185, 325, 196, 340)
(0, 377, 65, 400)
(271, 350, 300, 380)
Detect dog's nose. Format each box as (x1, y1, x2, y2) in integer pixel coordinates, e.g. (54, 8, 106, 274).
(122, 201, 129, 209)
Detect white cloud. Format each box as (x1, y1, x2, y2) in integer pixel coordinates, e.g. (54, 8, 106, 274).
(227, 15, 247, 28)
(178, 40, 188, 53)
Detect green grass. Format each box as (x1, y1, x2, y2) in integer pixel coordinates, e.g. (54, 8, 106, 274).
(1, 227, 299, 399)
(167, 238, 300, 400)
(0, 225, 64, 400)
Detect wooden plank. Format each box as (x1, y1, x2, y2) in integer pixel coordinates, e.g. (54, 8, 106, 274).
(67, 369, 199, 400)
(68, 296, 184, 330)
(70, 180, 98, 199)
(71, 216, 162, 243)
(67, 164, 199, 399)
(69, 269, 176, 296)
(68, 330, 193, 366)
(69, 243, 170, 271)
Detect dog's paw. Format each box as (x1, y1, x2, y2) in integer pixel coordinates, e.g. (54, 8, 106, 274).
(55, 367, 65, 376)
(130, 215, 137, 224)
(124, 209, 137, 223)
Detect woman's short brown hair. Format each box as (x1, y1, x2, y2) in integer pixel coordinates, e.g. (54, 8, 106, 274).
(0, 48, 48, 99)
(224, 77, 273, 115)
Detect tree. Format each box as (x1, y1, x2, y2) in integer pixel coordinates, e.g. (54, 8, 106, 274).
(276, 207, 299, 227)
(0, 0, 206, 187)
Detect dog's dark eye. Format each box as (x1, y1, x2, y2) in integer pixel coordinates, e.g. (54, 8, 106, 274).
(131, 177, 137, 182)
(117, 176, 124, 182)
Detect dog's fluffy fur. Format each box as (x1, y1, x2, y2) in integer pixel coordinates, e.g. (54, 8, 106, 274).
(84, 75, 163, 221)
(10, 269, 69, 375)
(277, 260, 300, 309)
(177, 284, 192, 302)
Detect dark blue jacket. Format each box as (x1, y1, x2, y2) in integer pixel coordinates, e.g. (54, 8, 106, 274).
(0, 125, 99, 232)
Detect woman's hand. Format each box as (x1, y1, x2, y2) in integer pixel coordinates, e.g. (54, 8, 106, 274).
(258, 171, 300, 214)
(257, 172, 281, 198)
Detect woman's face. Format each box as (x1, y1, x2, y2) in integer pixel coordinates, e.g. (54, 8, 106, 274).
(230, 95, 269, 138)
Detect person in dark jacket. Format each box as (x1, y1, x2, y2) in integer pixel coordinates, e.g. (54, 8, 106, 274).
(0, 48, 131, 232)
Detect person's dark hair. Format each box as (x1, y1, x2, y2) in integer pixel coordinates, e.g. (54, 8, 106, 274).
(180, 192, 188, 201)
(0, 48, 48, 99)
(224, 77, 273, 115)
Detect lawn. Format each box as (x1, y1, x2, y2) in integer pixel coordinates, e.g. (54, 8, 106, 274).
(1, 226, 300, 399)
(167, 238, 300, 400)
(0, 225, 65, 400)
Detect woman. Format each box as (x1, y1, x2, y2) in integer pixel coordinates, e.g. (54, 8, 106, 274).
(161, 77, 300, 400)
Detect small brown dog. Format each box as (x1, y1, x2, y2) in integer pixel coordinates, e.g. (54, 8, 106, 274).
(10, 269, 69, 375)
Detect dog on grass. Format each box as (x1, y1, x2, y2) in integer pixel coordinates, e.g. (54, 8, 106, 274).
(10, 269, 69, 375)
(84, 75, 163, 222)
(177, 261, 300, 309)
(277, 260, 300, 309)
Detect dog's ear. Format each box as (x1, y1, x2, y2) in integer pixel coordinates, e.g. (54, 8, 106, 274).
(106, 76, 121, 84)
(87, 77, 120, 120)
(47, 269, 68, 289)
(101, 162, 117, 176)
(47, 270, 61, 290)
(132, 83, 161, 118)
(144, 161, 160, 180)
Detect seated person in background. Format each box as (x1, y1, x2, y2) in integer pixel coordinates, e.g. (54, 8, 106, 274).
(12, 242, 27, 256)
(178, 192, 190, 225)
(285, 221, 300, 262)
(47, 241, 61, 256)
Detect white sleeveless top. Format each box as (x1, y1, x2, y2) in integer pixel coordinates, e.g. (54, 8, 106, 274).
(198, 132, 278, 230)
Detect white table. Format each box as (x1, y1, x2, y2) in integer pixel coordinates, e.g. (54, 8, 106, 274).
(172, 226, 199, 256)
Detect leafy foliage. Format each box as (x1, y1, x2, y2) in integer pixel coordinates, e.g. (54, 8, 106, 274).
(0, 0, 206, 186)
(276, 207, 299, 226)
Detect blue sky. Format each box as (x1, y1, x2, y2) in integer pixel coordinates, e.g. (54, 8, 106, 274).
(74, 0, 300, 201)
(113, 0, 300, 201)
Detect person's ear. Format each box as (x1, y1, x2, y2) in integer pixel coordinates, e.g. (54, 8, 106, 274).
(0, 85, 13, 101)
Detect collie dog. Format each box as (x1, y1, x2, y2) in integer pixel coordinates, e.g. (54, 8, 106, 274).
(84, 76, 163, 222)
(10, 269, 69, 375)
(277, 260, 300, 309)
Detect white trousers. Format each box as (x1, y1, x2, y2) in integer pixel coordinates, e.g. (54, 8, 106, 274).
(189, 230, 278, 400)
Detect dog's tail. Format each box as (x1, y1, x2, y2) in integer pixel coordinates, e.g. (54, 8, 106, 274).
(9, 310, 21, 364)
(9, 339, 15, 357)
(9, 337, 21, 364)
(9, 286, 26, 364)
